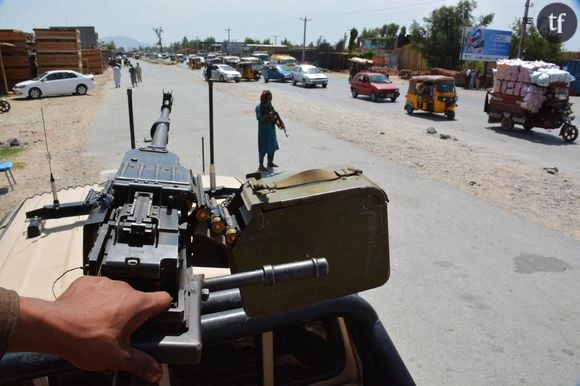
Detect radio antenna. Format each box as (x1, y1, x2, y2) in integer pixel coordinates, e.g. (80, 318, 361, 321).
(40, 108, 60, 206)
(208, 80, 216, 193)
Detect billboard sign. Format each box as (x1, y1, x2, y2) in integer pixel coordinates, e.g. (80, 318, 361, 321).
(461, 28, 512, 61)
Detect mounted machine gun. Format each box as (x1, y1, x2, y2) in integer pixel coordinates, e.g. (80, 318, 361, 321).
(0, 87, 413, 385)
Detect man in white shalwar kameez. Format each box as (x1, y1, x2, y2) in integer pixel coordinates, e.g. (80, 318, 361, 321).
(112, 65, 121, 88)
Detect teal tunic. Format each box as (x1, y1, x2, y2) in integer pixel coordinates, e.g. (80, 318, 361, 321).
(255, 104, 279, 155)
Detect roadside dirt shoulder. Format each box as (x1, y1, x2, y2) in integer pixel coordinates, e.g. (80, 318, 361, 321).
(222, 74, 580, 241)
(0, 72, 110, 221)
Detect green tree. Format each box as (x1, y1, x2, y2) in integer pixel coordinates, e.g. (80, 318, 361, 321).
(192, 38, 202, 51)
(153, 27, 163, 52)
(360, 27, 375, 39)
(382, 23, 399, 37)
(105, 41, 116, 51)
(416, 0, 493, 69)
(335, 38, 346, 51)
(281, 38, 292, 46)
(263, 38, 272, 45)
(409, 20, 426, 46)
(348, 28, 358, 55)
(510, 22, 561, 62)
(204, 37, 216, 51)
(317, 37, 332, 51)
(397, 26, 410, 47)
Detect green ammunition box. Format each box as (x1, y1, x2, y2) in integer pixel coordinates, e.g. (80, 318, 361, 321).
(231, 167, 390, 317)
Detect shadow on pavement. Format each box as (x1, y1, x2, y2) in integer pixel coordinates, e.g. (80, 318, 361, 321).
(484, 125, 576, 146)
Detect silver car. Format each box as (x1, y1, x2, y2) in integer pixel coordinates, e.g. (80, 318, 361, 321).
(203, 64, 242, 82)
(12, 70, 96, 99)
(291, 64, 328, 88)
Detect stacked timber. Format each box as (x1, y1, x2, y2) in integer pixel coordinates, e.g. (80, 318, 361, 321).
(370, 66, 399, 76)
(34, 28, 81, 73)
(81, 48, 103, 74)
(430, 67, 466, 87)
(0, 29, 36, 92)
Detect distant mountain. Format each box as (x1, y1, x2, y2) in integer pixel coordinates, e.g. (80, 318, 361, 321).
(101, 36, 151, 51)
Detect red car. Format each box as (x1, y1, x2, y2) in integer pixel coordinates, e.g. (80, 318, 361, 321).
(350, 71, 400, 102)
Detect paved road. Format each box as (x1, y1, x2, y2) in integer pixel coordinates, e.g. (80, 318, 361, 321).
(236, 67, 580, 178)
(89, 61, 580, 386)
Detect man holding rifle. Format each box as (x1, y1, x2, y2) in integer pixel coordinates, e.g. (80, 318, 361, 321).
(255, 90, 286, 171)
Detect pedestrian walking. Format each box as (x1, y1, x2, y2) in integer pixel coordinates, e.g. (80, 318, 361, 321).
(465, 69, 472, 89)
(136, 63, 142, 82)
(112, 65, 121, 88)
(469, 70, 476, 89)
(129, 64, 137, 87)
(204, 64, 211, 81)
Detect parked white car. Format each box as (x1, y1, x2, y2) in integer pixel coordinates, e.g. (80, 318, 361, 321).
(203, 64, 241, 82)
(12, 70, 96, 99)
(291, 64, 328, 88)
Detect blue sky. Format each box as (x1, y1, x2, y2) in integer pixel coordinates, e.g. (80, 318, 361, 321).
(0, 0, 578, 50)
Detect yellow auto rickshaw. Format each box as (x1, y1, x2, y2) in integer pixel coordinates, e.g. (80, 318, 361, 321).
(404, 75, 458, 120)
(189, 56, 204, 69)
(237, 61, 260, 81)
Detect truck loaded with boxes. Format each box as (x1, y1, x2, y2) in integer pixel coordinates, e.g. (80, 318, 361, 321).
(484, 59, 578, 142)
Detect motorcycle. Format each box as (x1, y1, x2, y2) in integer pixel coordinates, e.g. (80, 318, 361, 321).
(0, 96, 10, 113)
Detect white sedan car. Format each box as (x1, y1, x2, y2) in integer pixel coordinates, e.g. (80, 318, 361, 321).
(12, 70, 96, 99)
(291, 64, 328, 88)
(203, 64, 241, 82)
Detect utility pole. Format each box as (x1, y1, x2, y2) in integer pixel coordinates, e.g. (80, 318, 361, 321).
(300, 15, 311, 62)
(225, 28, 232, 42)
(273, 35, 279, 45)
(517, 0, 532, 59)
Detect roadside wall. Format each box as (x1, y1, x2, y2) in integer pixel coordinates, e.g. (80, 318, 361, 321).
(394, 45, 428, 71)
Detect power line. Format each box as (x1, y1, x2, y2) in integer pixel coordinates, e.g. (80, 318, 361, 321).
(236, 0, 447, 32)
(232, 18, 298, 32)
(312, 0, 449, 20)
(169, 0, 451, 45)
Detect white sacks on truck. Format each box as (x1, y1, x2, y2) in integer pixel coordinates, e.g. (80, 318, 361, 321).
(492, 59, 576, 113)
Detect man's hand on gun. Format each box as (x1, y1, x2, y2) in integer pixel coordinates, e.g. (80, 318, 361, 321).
(269, 111, 289, 137)
(9, 276, 172, 383)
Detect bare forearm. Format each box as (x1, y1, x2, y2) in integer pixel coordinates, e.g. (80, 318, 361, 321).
(7, 297, 65, 356)
(5, 277, 171, 382)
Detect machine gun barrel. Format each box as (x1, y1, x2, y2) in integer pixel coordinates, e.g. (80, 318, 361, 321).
(204, 257, 329, 292)
(150, 91, 173, 149)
